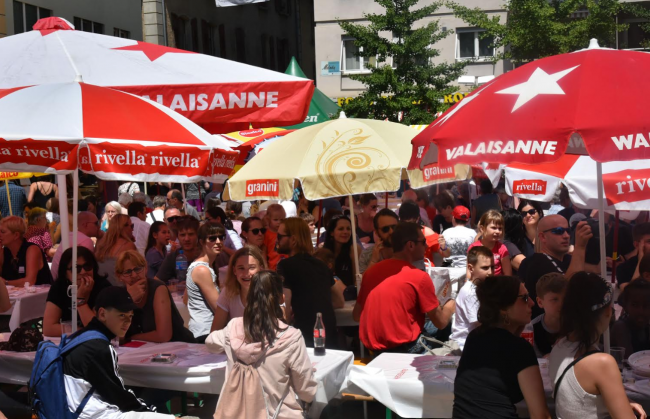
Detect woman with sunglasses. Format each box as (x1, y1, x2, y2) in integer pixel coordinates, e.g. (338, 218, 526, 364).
(0, 216, 52, 287)
(454, 275, 551, 419)
(205, 206, 243, 257)
(517, 200, 544, 258)
(145, 221, 171, 279)
(95, 214, 137, 286)
(549, 272, 646, 419)
(240, 216, 267, 257)
(210, 245, 267, 332)
(115, 250, 194, 343)
(43, 247, 111, 336)
(186, 222, 225, 342)
(356, 194, 378, 245)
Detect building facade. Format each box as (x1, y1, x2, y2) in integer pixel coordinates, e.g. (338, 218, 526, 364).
(0, 0, 142, 40)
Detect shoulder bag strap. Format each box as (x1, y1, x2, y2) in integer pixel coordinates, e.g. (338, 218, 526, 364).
(553, 350, 599, 398)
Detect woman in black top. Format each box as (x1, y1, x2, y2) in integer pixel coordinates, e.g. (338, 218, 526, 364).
(453, 275, 550, 419)
(28, 176, 58, 209)
(43, 247, 111, 336)
(502, 209, 527, 272)
(323, 215, 362, 287)
(0, 215, 52, 286)
(517, 200, 544, 258)
(116, 250, 194, 343)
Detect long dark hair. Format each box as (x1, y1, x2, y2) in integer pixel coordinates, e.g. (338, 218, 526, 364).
(243, 270, 287, 347)
(502, 208, 527, 253)
(324, 214, 353, 267)
(559, 272, 612, 353)
(57, 247, 107, 284)
(475, 275, 521, 328)
(145, 221, 167, 254)
(206, 206, 234, 230)
(517, 199, 544, 221)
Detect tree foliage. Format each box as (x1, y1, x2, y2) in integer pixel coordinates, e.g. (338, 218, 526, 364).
(337, 0, 467, 125)
(449, 0, 650, 63)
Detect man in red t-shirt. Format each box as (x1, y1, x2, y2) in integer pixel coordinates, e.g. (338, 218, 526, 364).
(398, 201, 451, 265)
(359, 222, 456, 353)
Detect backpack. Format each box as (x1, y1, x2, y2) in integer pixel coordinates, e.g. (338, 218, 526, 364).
(215, 330, 289, 419)
(29, 331, 109, 419)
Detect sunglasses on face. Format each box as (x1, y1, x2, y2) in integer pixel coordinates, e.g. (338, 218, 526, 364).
(206, 234, 226, 243)
(380, 224, 397, 234)
(517, 293, 530, 303)
(543, 226, 571, 235)
(119, 266, 144, 277)
(124, 224, 134, 229)
(277, 233, 291, 240)
(67, 262, 94, 273)
(167, 216, 181, 223)
(249, 228, 267, 235)
(521, 209, 537, 216)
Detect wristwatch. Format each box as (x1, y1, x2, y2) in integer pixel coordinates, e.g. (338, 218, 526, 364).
(77, 298, 87, 307)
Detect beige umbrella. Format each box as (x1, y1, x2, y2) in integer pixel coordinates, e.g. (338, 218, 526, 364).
(225, 114, 471, 289)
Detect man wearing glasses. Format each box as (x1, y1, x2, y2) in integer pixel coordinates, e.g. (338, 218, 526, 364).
(359, 222, 456, 354)
(358, 208, 399, 275)
(50, 211, 101, 280)
(518, 215, 593, 317)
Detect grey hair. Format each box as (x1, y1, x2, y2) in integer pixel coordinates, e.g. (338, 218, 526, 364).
(118, 193, 133, 207)
(105, 201, 123, 213)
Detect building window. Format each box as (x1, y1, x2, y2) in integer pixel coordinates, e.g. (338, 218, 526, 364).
(113, 28, 130, 38)
(171, 14, 192, 51)
(13, 1, 51, 34)
(73, 17, 104, 34)
(456, 29, 494, 59)
(218, 24, 227, 59)
(341, 38, 377, 73)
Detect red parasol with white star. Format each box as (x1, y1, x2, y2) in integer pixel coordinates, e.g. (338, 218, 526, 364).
(0, 17, 314, 133)
(408, 40, 650, 169)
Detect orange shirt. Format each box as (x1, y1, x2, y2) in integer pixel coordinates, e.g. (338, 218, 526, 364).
(423, 225, 440, 264)
(264, 229, 285, 271)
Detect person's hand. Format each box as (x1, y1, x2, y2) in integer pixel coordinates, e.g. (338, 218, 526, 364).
(574, 221, 593, 249)
(169, 241, 179, 253)
(438, 235, 447, 250)
(370, 241, 384, 263)
(606, 257, 613, 269)
(631, 403, 646, 419)
(76, 274, 94, 299)
(126, 278, 147, 304)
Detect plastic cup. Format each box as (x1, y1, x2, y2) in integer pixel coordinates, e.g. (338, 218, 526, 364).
(61, 321, 73, 336)
(610, 347, 626, 370)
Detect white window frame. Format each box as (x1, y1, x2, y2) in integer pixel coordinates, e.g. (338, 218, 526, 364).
(14, 2, 51, 33)
(455, 28, 495, 61)
(340, 36, 377, 74)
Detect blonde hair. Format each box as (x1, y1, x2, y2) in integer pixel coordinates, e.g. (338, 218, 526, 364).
(27, 207, 48, 226)
(479, 210, 504, 233)
(225, 245, 267, 297)
(95, 214, 131, 262)
(115, 250, 146, 275)
(1, 215, 25, 235)
(282, 217, 314, 255)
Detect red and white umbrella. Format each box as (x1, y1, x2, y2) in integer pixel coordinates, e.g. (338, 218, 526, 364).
(0, 17, 314, 133)
(504, 155, 650, 211)
(0, 81, 238, 182)
(409, 40, 650, 169)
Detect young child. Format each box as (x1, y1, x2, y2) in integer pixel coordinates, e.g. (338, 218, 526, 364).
(612, 278, 650, 356)
(531, 272, 567, 357)
(300, 212, 316, 236)
(467, 210, 511, 275)
(263, 203, 286, 271)
(449, 246, 495, 351)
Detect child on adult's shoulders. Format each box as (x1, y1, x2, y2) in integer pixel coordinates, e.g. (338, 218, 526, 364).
(467, 210, 512, 276)
(612, 278, 650, 356)
(530, 272, 567, 358)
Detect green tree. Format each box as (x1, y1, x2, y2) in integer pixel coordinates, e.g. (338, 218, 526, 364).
(449, 0, 650, 64)
(337, 0, 467, 125)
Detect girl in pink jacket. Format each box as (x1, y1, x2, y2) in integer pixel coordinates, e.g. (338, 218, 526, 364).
(205, 270, 317, 419)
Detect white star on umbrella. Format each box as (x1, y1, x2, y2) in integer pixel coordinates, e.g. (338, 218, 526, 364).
(496, 65, 580, 113)
(433, 92, 481, 127)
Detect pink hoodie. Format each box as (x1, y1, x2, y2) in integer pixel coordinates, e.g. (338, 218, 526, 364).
(206, 317, 317, 418)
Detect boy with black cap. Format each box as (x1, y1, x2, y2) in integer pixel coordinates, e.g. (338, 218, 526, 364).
(441, 206, 476, 268)
(62, 286, 174, 418)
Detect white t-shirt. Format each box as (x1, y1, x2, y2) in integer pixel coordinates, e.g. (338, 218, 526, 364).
(131, 217, 150, 256)
(450, 280, 479, 350)
(442, 225, 476, 268)
(146, 209, 164, 225)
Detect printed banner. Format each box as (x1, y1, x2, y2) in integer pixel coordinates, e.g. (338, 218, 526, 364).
(512, 179, 548, 195)
(603, 168, 650, 205)
(422, 163, 456, 183)
(0, 138, 78, 172)
(245, 179, 280, 198)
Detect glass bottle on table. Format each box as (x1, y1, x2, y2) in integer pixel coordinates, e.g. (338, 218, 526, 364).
(313, 312, 326, 356)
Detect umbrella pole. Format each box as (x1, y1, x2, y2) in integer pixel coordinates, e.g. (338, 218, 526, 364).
(348, 194, 362, 290)
(71, 169, 79, 334)
(385, 193, 388, 209)
(58, 175, 70, 251)
(597, 162, 610, 354)
(316, 200, 323, 247)
(181, 183, 187, 214)
(612, 211, 619, 284)
(144, 182, 148, 196)
(5, 182, 12, 216)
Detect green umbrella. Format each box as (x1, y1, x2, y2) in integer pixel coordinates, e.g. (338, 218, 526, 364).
(283, 57, 339, 129)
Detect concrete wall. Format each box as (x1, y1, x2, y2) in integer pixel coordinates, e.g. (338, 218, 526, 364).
(0, 0, 6, 37)
(3, 0, 142, 39)
(314, 0, 508, 100)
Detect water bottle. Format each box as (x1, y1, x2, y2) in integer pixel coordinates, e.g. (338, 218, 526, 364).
(175, 250, 188, 282)
(313, 312, 326, 356)
(521, 322, 534, 346)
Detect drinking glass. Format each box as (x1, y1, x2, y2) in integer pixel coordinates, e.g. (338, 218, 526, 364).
(610, 347, 626, 370)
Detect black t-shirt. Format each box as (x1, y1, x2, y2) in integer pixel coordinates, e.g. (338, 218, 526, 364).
(453, 327, 539, 419)
(277, 253, 339, 348)
(432, 215, 453, 234)
(155, 249, 200, 284)
(2, 240, 53, 285)
(47, 275, 111, 325)
(616, 255, 639, 286)
(585, 222, 635, 265)
(532, 315, 558, 357)
(519, 253, 571, 318)
(558, 207, 575, 224)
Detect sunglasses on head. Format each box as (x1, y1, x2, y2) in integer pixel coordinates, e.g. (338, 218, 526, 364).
(206, 234, 226, 243)
(520, 209, 537, 216)
(380, 224, 397, 234)
(250, 228, 267, 235)
(543, 226, 571, 235)
(67, 262, 93, 273)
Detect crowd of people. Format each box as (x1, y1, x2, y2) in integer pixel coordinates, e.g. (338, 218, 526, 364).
(2, 175, 650, 418)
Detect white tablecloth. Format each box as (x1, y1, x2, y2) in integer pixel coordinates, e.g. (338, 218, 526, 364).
(1, 285, 50, 331)
(0, 338, 353, 418)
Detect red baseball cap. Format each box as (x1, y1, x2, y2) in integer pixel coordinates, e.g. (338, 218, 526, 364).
(453, 206, 470, 221)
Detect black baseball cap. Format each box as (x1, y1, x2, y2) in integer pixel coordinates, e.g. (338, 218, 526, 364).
(94, 286, 137, 313)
